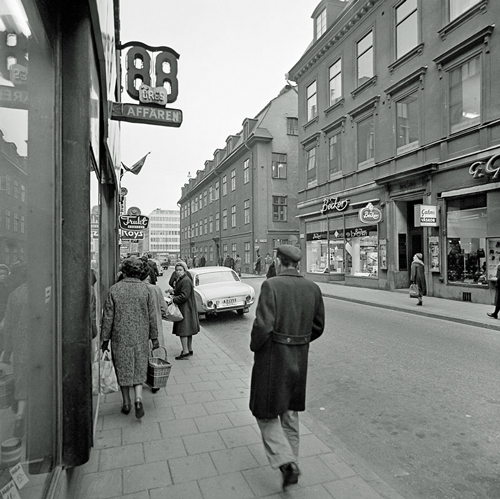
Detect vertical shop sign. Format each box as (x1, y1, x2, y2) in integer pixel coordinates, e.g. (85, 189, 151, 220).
(379, 239, 387, 270)
(429, 236, 439, 272)
(414, 205, 438, 227)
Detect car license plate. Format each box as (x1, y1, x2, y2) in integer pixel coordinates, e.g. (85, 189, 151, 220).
(216, 298, 237, 307)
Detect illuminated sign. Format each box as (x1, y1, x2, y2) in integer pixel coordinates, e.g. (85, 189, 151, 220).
(320, 197, 349, 215)
(121, 230, 145, 240)
(359, 203, 382, 224)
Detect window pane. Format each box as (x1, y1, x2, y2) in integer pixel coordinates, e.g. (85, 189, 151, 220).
(357, 31, 373, 54)
(307, 148, 317, 186)
(397, 0, 417, 23)
(357, 117, 374, 164)
(396, 11, 418, 59)
(357, 49, 373, 85)
(329, 134, 341, 176)
(450, 0, 481, 21)
(396, 92, 419, 149)
(329, 60, 342, 105)
(450, 55, 481, 133)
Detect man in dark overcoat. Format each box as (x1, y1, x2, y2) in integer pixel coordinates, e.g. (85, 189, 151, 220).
(249, 244, 325, 489)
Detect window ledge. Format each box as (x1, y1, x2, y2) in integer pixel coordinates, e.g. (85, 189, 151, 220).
(351, 76, 378, 99)
(324, 98, 345, 116)
(388, 43, 425, 74)
(396, 142, 419, 156)
(358, 159, 375, 170)
(303, 115, 319, 130)
(438, 0, 489, 40)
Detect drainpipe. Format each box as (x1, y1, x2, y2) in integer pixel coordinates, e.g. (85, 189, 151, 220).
(243, 139, 254, 274)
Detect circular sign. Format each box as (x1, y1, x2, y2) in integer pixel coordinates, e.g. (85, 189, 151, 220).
(127, 206, 141, 215)
(120, 187, 128, 197)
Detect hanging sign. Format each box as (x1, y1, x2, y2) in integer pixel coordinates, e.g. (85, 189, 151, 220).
(320, 196, 349, 215)
(359, 203, 382, 224)
(414, 205, 438, 227)
(119, 215, 149, 230)
(112, 41, 183, 128)
(120, 230, 144, 240)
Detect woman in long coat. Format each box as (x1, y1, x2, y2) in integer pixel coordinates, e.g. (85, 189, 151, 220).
(410, 252, 427, 306)
(169, 261, 199, 359)
(101, 258, 158, 418)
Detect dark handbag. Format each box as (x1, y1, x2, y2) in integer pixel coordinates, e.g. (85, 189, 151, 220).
(409, 283, 419, 298)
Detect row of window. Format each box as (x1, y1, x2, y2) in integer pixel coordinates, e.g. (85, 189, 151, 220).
(306, 49, 483, 186)
(149, 216, 179, 222)
(1, 210, 25, 232)
(1, 244, 24, 265)
(182, 154, 290, 219)
(307, 0, 484, 123)
(0, 176, 26, 200)
(182, 197, 288, 240)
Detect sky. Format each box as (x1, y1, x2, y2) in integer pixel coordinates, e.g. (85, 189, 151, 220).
(119, 0, 318, 214)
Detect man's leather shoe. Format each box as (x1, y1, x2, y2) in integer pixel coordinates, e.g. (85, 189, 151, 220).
(487, 312, 498, 319)
(279, 462, 300, 488)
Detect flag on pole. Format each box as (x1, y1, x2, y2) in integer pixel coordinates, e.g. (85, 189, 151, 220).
(121, 152, 151, 176)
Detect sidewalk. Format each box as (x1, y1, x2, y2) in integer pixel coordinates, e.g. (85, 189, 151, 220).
(75, 279, 498, 499)
(75, 327, 407, 499)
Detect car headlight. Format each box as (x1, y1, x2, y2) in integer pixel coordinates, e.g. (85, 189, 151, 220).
(245, 295, 252, 303)
(207, 300, 214, 308)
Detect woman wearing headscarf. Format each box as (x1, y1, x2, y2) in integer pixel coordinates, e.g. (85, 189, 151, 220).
(410, 253, 427, 306)
(101, 258, 159, 418)
(166, 261, 199, 359)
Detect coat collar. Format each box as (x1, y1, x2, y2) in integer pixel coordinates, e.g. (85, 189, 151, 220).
(278, 268, 302, 277)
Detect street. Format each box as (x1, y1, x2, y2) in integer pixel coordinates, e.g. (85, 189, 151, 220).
(158, 272, 500, 499)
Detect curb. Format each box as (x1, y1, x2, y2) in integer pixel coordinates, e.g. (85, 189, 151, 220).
(322, 293, 500, 332)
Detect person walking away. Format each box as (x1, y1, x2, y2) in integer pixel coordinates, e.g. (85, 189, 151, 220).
(487, 263, 500, 318)
(234, 254, 242, 277)
(249, 245, 325, 489)
(140, 255, 157, 285)
(224, 254, 234, 269)
(410, 252, 426, 306)
(101, 258, 159, 418)
(200, 255, 206, 267)
(167, 261, 200, 359)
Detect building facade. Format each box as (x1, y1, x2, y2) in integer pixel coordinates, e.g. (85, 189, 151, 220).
(178, 86, 300, 272)
(146, 208, 180, 259)
(0, 1, 122, 497)
(289, 0, 500, 304)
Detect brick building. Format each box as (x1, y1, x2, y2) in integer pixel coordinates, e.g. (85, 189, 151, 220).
(178, 86, 300, 272)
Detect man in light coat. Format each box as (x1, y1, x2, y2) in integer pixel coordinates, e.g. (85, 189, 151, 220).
(249, 245, 325, 489)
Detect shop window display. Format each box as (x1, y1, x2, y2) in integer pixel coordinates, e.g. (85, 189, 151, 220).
(446, 194, 487, 285)
(0, 0, 57, 493)
(345, 226, 378, 277)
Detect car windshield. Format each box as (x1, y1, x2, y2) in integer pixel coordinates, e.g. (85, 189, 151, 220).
(195, 271, 239, 286)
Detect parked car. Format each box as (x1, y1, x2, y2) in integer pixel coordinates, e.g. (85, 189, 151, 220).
(188, 266, 255, 318)
(161, 259, 169, 270)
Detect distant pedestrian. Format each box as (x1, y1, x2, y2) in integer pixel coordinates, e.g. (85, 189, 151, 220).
(487, 263, 500, 319)
(167, 261, 200, 359)
(266, 259, 276, 279)
(140, 255, 157, 284)
(224, 254, 234, 269)
(249, 245, 325, 489)
(234, 254, 242, 277)
(187, 256, 193, 269)
(200, 255, 206, 267)
(264, 253, 273, 274)
(410, 253, 426, 306)
(101, 258, 159, 419)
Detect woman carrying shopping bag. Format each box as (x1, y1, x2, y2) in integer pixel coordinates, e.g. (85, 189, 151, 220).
(410, 253, 427, 306)
(166, 261, 199, 360)
(101, 258, 159, 418)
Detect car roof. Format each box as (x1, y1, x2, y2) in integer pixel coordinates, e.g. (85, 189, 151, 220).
(188, 266, 235, 276)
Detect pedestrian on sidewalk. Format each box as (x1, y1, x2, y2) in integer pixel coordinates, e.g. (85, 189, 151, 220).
(234, 254, 242, 277)
(410, 252, 427, 306)
(487, 263, 500, 319)
(249, 244, 325, 489)
(101, 258, 159, 419)
(166, 261, 200, 359)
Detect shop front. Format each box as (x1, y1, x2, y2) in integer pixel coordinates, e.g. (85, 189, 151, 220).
(300, 194, 383, 287)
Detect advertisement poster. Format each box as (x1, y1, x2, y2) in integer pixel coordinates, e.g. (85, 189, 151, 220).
(487, 238, 500, 280)
(379, 239, 387, 270)
(429, 236, 439, 272)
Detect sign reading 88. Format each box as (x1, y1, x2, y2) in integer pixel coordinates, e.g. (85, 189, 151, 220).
(122, 42, 180, 104)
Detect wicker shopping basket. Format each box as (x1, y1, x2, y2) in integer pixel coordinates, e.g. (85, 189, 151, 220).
(146, 346, 171, 389)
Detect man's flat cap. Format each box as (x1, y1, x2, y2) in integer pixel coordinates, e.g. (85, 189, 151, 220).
(277, 244, 302, 262)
